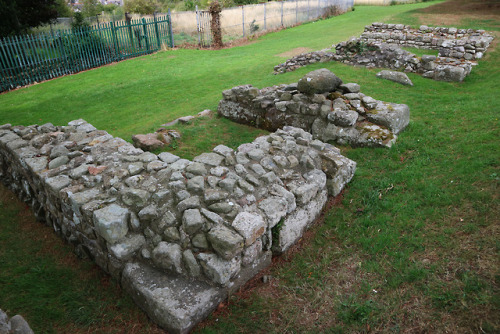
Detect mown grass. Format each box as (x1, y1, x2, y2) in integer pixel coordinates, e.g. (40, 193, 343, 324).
(1, 0, 499, 332)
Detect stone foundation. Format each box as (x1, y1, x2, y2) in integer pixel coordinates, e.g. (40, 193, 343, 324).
(273, 23, 493, 82)
(219, 69, 410, 148)
(361, 22, 493, 60)
(0, 119, 355, 333)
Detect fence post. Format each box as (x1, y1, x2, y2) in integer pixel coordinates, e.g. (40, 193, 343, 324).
(153, 13, 161, 49)
(242, 6, 245, 37)
(142, 18, 150, 52)
(110, 21, 120, 60)
(296, 0, 298, 24)
(264, 3, 266, 31)
(196, 5, 201, 46)
(168, 9, 175, 48)
(281, 1, 284, 27)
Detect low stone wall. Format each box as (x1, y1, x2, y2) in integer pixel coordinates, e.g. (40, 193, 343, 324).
(219, 69, 410, 148)
(274, 23, 493, 82)
(0, 119, 355, 333)
(274, 41, 473, 82)
(361, 22, 494, 60)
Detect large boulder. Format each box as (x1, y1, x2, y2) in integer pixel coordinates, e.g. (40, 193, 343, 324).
(376, 70, 413, 86)
(297, 68, 343, 94)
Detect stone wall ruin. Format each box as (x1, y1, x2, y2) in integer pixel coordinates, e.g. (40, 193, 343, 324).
(273, 23, 494, 82)
(0, 119, 355, 333)
(219, 69, 410, 148)
(360, 22, 493, 60)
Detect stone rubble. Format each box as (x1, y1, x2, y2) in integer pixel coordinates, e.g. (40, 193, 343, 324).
(273, 23, 493, 83)
(219, 68, 410, 148)
(361, 22, 493, 61)
(132, 109, 213, 151)
(0, 309, 34, 334)
(0, 117, 355, 333)
(376, 70, 413, 86)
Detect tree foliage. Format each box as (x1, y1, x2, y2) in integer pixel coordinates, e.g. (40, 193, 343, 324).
(124, 0, 159, 15)
(0, 0, 60, 37)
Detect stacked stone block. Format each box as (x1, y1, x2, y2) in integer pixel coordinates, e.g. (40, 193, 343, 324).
(0, 118, 355, 333)
(361, 22, 494, 60)
(219, 69, 410, 148)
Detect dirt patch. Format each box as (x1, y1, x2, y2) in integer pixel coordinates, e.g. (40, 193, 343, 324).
(276, 47, 313, 58)
(415, 0, 500, 27)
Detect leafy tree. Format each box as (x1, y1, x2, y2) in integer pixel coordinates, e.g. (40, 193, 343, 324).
(82, 0, 100, 17)
(124, 0, 159, 15)
(0, 0, 60, 37)
(55, 0, 73, 17)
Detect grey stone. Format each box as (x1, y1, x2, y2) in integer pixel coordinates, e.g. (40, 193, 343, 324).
(94, 204, 129, 244)
(208, 201, 235, 214)
(164, 227, 181, 242)
(231, 212, 266, 246)
(249, 163, 266, 175)
(297, 68, 343, 94)
(45, 175, 71, 193)
(258, 197, 288, 228)
(50, 144, 70, 159)
(207, 225, 244, 260)
(158, 152, 180, 163)
(242, 239, 263, 267)
(128, 162, 144, 175)
(122, 262, 226, 334)
(182, 209, 204, 235)
(8, 315, 34, 334)
(25, 156, 48, 172)
(340, 83, 361, 93)
(210, 166, 229, 177)
(0, 309, 10, 334)
(177, 196, 201, 212)
(344, 93, 360, 100)
(204, 189, 228, 203)
(366, 102, 410, 134)
(186, 163, 207, 176)
(197, 253, 241, 286)
(152, 242, 183, 274)
(200, 208, 225, 225)
(109, 234, 146, 260)
(193, 153, 225, 166)
(376, 70, 413, 86)
(361, 96, 377, 109)
(247, 149, 265, 161)
(121, 188, 150, 208)
(170, 158, 191, 170)
(138, 204, 158, 222)
(187, 176, 205, 193)
(192, 233, 209, 249)
(219, 177, 236, 191)
(327, 109, 358, 127)
(183, 250, 201, 277)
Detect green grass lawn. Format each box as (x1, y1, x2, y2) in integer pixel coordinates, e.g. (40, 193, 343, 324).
(1, 0, 499, 332)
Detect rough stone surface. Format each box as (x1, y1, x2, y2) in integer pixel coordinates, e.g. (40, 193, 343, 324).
(297, 68, 343, 94)
(122, 263, 226, 334)
(376, 70, 413, 86)
(273, 23, 493, 83)
(218, 69, 409, 148)
(0, 310, 35, 334)
(94, 204, 130, 244)
(0, 119, 356, 333)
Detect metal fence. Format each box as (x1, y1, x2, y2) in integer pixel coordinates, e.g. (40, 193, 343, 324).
(170, 0, 354, 47)
(0, 15, 173, 92)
